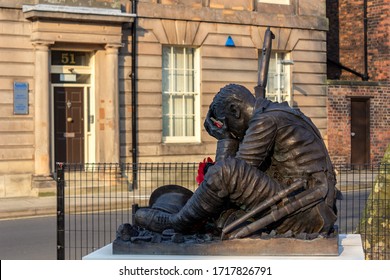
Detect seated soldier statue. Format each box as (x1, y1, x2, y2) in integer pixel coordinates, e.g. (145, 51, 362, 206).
(135, 84, 339, 239)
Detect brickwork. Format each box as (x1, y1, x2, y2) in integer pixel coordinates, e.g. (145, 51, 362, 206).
(326, 0, 389, 83)
(328, 83, 390, 165)
(327, 0, 389, 165)
(367, 0, 390, 82)
(339, 0, 365, 80)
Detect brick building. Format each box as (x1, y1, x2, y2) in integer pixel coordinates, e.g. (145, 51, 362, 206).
(326, 0, 389, 165)
(0, 0, 334, 197)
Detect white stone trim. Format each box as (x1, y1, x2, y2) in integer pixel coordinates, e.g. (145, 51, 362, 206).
(258, 0, 290, 5)
(22, 4, 135, 18)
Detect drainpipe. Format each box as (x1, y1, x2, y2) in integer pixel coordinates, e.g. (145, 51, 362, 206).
(131, 0, 138, 189)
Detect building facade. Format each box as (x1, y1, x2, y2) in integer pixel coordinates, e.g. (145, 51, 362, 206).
(326, 0, 389, 165)
(1, 0, 330, 197)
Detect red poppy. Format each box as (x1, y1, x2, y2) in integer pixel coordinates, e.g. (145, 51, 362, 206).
(196, 157, 215, 185)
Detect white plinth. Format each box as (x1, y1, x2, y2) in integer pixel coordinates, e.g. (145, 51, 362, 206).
(83, 234, 364, 260)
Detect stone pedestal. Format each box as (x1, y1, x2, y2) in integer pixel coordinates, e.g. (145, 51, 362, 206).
(112, 234, 339, 256)
(83, 234, 365, 260)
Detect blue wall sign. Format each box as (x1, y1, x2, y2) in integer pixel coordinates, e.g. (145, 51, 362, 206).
(13, 82, 29, 115)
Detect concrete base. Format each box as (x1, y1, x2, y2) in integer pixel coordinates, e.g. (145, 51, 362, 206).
(83, 234, 365, 260)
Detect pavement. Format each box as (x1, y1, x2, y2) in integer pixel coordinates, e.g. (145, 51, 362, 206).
(0, 192, 147, 220)
(0, 196, 57, 220)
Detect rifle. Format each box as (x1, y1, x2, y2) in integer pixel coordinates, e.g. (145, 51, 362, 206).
(254, 27, 275, 99)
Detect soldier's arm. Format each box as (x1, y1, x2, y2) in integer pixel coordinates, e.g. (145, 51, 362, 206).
(235, 113, 277, 167)
(215, 138, 240, 161)
(204, 110, 240, 161)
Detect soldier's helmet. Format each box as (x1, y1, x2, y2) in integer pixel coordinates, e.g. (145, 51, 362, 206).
(149, 184, 193, 214)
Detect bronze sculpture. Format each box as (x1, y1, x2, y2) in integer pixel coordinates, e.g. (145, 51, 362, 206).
(134, 83, 340, 239)
(117, 28, 340, 247)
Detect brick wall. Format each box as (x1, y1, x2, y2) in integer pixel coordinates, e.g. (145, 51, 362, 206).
(367, 0, 389, 82)
(328, 83, 390, 165)
(326, 0, 389, 83)
(327, 0, 389, 165)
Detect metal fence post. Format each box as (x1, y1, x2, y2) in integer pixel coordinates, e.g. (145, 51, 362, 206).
(57, 162, 65, 260)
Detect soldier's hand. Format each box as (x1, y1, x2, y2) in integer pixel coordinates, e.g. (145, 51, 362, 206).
(204, 111, 232, 140)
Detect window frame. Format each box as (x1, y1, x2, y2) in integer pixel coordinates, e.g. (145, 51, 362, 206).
(264, 51, 292, 104)
(162, 46, 201, 144)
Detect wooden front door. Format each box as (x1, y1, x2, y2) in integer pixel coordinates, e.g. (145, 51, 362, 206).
(351, 98, 370, 165)
(54, 87, 84, 164)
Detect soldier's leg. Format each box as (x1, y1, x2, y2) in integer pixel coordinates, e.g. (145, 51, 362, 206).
(135, 158, 282, 233)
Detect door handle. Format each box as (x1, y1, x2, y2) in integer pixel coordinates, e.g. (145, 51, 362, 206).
(351, 132, 356, 137)
(67, 117, 73, 123)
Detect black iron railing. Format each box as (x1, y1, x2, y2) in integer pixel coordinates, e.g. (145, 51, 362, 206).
(56, 163, 389, 260)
